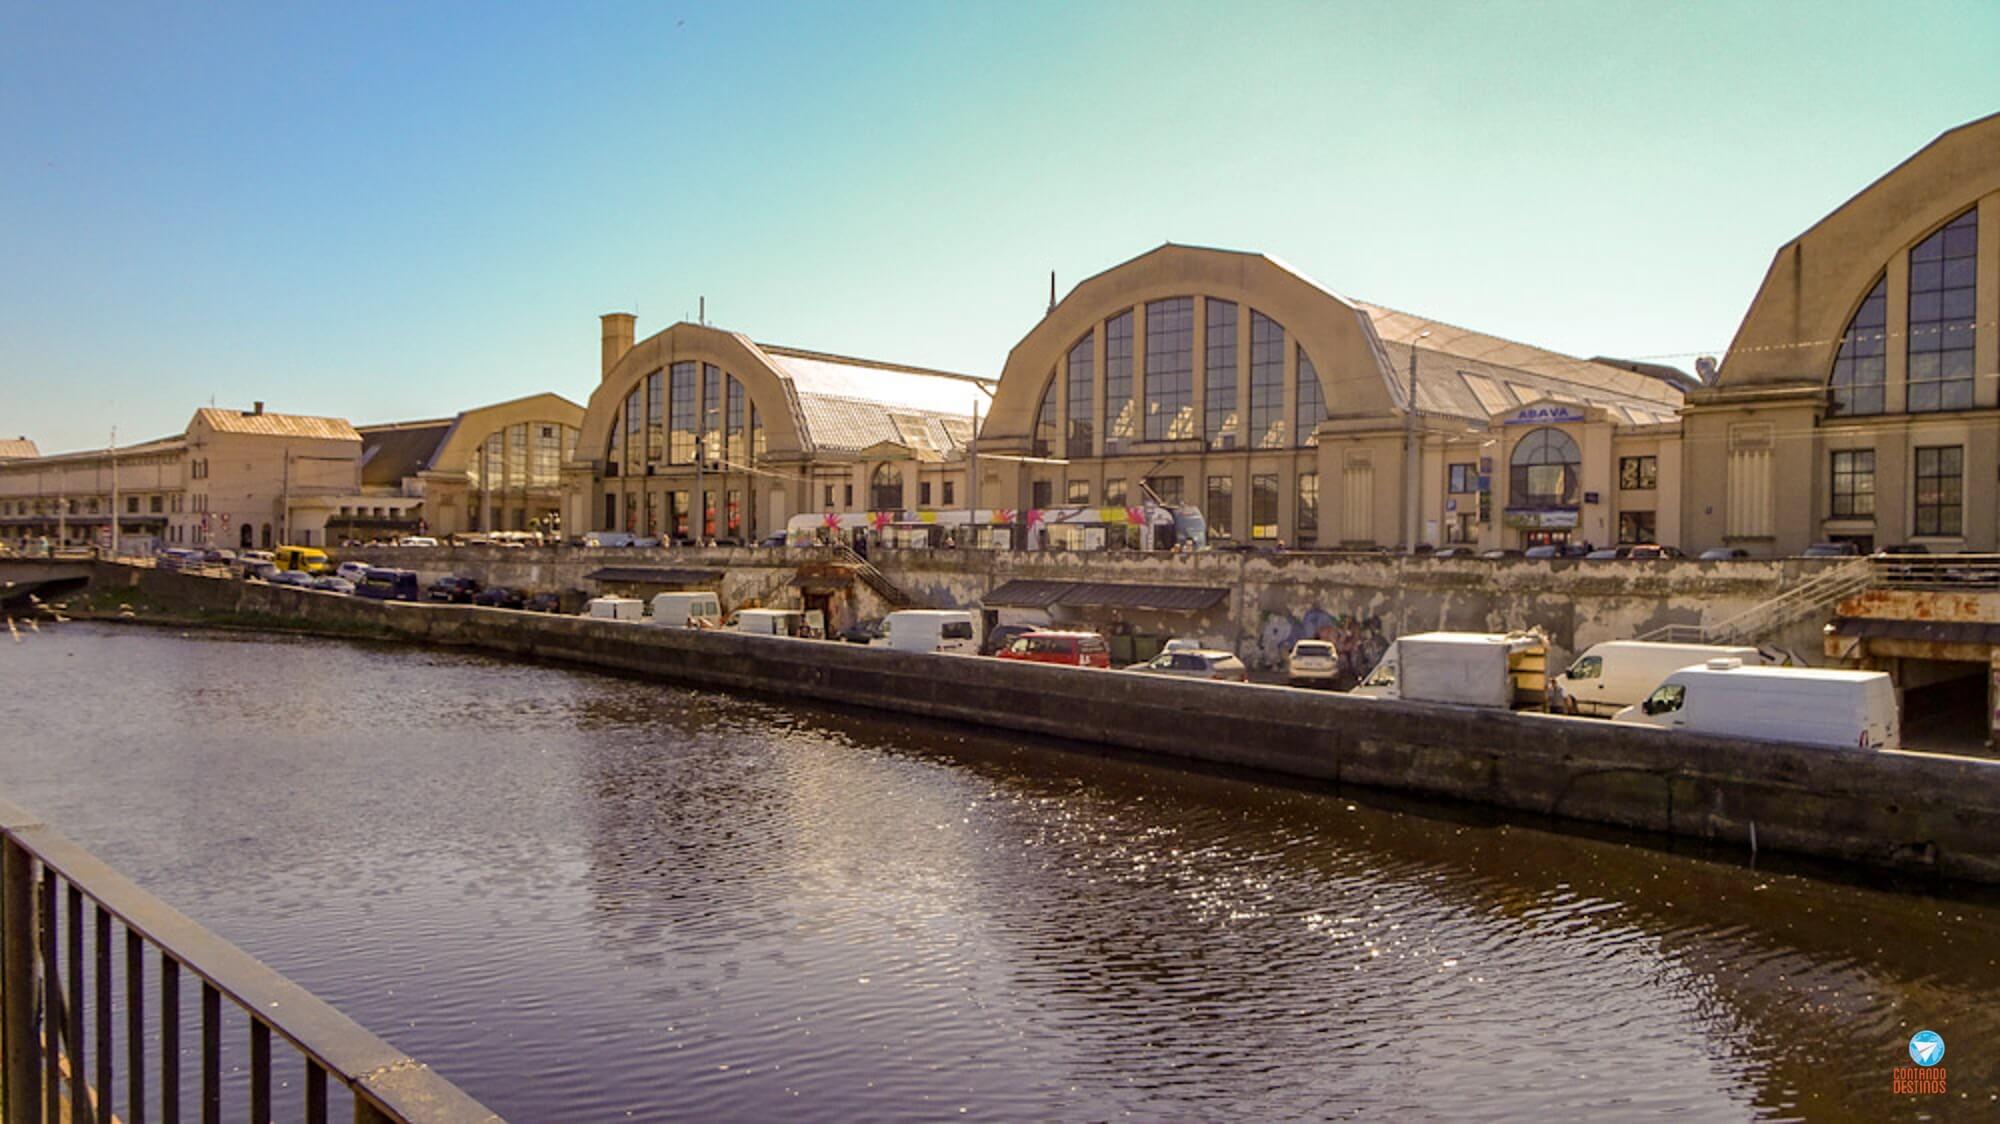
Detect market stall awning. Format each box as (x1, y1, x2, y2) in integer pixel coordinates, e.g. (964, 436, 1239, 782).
(982, 579, 1229, 613)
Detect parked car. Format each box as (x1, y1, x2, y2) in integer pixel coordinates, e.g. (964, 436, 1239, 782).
(242, 561, 280, 583)
(236, 550, 276, 576)
(1803, 541, 1863, 558)
(311, 575, 355, 594)
(980, 623, 1036, 657)
(1627, 544, 1684, 560)
(426, 576, 482, 603)
(759, 533, 788, 548)
(397, 536, 440, 548)
(995, 630, 1112, 668)
(1525, 543, 1589, 559)
(155, 547, 204, 572)
(1286, 639, 1338, 687)
(1431, 546, 1478, 559)
(1698, 547, 1749, 561)
(839, 619, 885, 645)
(1585, 546, 1632, 561)
(1614, 659, 1898, 751)
(877, 610, 978, 655)
(474, 586, 527, 610)
(1876, 543, 1930, 555)
(335, 560, 372, 584)
(202, 548, 237, 566)
(583, 531, 635, 548)
(354, 568, 421, 601)
(273, 545, 332, 574)
(524, 591, 563, 614)
(1478, 548, 1523, 560)
(1128, 649, 1250, 682)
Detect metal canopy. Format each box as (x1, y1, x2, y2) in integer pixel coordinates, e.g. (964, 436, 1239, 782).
(982, 579, 1229, 613)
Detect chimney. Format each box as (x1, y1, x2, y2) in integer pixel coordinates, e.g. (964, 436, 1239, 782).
(601, 312, 636, 380)
(253, 401, 264, 415)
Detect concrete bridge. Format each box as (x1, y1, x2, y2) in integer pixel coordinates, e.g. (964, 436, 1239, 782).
(0, 558, 98, 609)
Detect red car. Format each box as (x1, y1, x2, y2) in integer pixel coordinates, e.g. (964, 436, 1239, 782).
(994, 630, 1112, 668)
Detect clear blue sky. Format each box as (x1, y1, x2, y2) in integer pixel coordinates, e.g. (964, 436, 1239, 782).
(5, 1, 1998, 453)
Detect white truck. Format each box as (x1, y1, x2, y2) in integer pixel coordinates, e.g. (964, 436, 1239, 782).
(875, 610, 979, 654)
(583, 596, 644, 622)
(649, 592, 723, 628)
(1351, 631, 1548, 709)
(1554, 641, 1767, 717)
(1614, 659, 1899, 750)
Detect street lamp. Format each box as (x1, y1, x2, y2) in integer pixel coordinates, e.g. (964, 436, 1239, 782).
(1402, 328, 1431, 549)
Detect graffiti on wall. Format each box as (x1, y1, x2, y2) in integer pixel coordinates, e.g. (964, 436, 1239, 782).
(1255, 608, 1390, 682)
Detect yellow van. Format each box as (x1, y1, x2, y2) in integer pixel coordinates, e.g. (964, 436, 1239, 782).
(273, 545, 331, 574)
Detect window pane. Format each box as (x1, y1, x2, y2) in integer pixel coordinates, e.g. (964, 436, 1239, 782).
(1144, 297, 1194, 441)
(1206, 300, 1238, 450)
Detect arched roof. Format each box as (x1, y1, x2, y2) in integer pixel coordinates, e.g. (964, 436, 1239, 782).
(1715, 112, 2000, 390)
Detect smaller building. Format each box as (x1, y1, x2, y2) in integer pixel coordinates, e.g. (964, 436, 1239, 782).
(352, 393, 584, 541)
(0, 434, 184, 552)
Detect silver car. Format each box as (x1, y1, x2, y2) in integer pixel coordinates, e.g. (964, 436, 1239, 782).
(1127, 649, 1250, 682)
(1287, 639, 1338, 687)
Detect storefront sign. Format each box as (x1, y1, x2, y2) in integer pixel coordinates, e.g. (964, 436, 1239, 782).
(1505, 404, 1588, 426)
(1503, 507, 1580, 530)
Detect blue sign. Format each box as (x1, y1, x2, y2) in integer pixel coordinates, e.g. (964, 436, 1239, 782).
(1909, 1030, 1944, 1067)
(1506, 404, 1588, 426)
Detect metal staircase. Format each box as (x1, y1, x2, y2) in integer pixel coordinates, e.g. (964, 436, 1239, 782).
(830, 544, 916, 608)
(1637, 558, 1876, 646)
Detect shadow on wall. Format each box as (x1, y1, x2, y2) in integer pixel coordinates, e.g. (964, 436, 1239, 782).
(1254, 608, 1390, 682)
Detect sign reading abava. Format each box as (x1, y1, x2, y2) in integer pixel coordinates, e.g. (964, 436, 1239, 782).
(1504, 403, 1588, 426)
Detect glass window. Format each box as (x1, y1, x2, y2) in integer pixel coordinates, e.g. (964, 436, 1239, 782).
(1206, 475, 1234, 539)
(1205, 300, 1238, 450)
(669, 361, 697, 465)
(506, 424, 527, 490)
(126, 496, 139, 513)
(1618, 510, 1656, 544)
(1619, 456, 1658, 491)
(1569, 656, 1603, 680)
(1249, 311, 1285, 448)
(645, 370, 665, 468)
(672, 490, 690, 537)
(1251, 474, 1278, 540)
(1447, 463, 1476, 494)
(1065, 332, 1094, 459)
(1509, 427, 1581, 508)
(1644, 684, 1686, 715)
(844, 483, 854, 507)
(1907, 209, 1977, 413)
(1297, 471, 1318, 543)
(871, 463, 903, 511)
(943, 480, 955, 505)
(727, 377, 747, 466)
(1296, 346, 1324, 447)
(702, 364, 724, 466)
(1065, 480, 1089, 505)
(1828, 277, 1888, 417)
(1144, 297, 1194, 441)
(1144, 475, 1182, 506)
(1829, 449, 1874, 518)
(1031, 480, 1053, 509)
(1914, 445, 1962, 536)
(1104, 310, 1134, 454)
(1032, 376, 1058, 458)
(1105, 477, 1126, 505)
(727, 488, 742, 535)
(919, 481, 932, 506)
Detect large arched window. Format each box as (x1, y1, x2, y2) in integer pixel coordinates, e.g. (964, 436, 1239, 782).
(1510, 427, 1580, 508)
(1064, 332, 1094, 458)
(1907, 208, 1977, 413)
(870, 463, 904, 511)
(1206, 300, 1238, 450)
(1144, 297, 1194, 440)
(1031, 376, 1058, 457)
(1828, 278, 1887, 417)
(1296, 344, 1325, 447)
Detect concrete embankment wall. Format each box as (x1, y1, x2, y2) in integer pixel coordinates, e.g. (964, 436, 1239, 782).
(85, 563, 2000, 886)
(333, 545, 1844, 668)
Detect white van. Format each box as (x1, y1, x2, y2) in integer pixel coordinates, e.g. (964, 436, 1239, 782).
(650, 592, 722, 628)
(732, 608, 824, 638)
(1614, 659, 1898, 750)
(876, 610, 978, 654)
(584, 596, 644, 622)
(1555, 641, 1765, 717)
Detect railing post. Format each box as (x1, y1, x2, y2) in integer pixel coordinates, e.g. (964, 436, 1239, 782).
(2, 836, 41, 1122)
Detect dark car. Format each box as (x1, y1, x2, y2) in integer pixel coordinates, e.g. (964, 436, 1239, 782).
(1626, 544, 1684, 560)
(1876, 543, 1930, 556)
(1803, 541, 1863, 558)
(1698, 547, 1750, 561)
(354, 568, 421, 602)
(1585, 546, 1633, 561)
(981, 623, 1036, 657)
(1431, 546, 1478, 559)
(524, 591, 563, 614)
(1525, 543, 1589, 559)
(473, 586, 526, 610)
(838, 619, 884, 645)
(426, 576, 482, 603)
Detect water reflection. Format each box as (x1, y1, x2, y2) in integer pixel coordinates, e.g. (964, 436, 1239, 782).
(1, 624, 1995, 1119)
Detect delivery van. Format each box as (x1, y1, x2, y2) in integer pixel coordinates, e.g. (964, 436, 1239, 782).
(649, 592, 723, 628)
(876, 610, 978, 654)
(1613, 659, 1898, 750)
(584, 596, 644, 622)
(273, 545, 331, 574)
(1350, 631, 1548, 709)
(1555, 641, 1766, 717)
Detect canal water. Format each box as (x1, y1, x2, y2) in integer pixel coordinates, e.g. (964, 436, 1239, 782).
(3, 623, 1996, 1120)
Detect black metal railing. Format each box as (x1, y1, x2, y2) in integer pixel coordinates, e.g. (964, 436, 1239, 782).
(0, 797, 502, 1123)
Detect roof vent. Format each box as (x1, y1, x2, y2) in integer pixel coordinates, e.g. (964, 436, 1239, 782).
(246, 401, 264, 416)
(1707, 657, 1743, 671)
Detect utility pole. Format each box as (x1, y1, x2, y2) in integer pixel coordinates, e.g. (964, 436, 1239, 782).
(968, 398, 981, 511)
(108, 427, 119, 557)
(281, 447, 291, 546)
(1402, 330, 1430, 549)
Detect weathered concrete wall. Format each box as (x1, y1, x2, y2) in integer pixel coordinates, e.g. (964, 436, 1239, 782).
(90, 563, 2000, 886)
(332, 546, 1845, 670)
